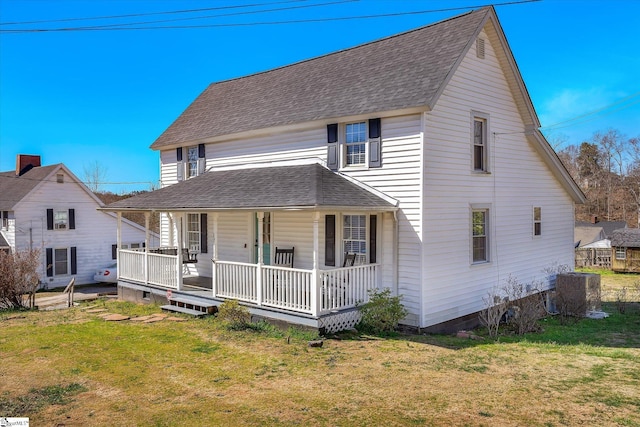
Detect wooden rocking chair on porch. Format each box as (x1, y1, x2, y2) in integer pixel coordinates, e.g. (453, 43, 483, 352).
(274, 247, 294, 268)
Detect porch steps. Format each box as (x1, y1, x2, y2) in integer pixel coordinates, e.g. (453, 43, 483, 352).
(161, 295, 217, 317)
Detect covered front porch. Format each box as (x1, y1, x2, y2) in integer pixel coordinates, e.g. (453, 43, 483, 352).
(105, 164, 398, 331)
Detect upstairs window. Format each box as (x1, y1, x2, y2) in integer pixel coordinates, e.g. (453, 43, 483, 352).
(473, 118, 486, 171)
(533, 207, 542, 236)
(54, 210, 68, 230)
(187, 146, 199, 179)
(1, 211, 8, 230)
(345, 122, 367, 166)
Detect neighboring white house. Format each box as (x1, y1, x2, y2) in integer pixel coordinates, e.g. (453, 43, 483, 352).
(104, 6, 585, 332)
(0, 155, 156, 288)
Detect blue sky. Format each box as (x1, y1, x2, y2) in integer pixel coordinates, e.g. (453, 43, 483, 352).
(1, 0, 639, 193)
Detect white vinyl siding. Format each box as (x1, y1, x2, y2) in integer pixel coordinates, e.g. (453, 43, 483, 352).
(421, 28, 576, 328)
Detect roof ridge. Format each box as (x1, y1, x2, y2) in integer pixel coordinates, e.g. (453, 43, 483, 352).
(202, 7, 484, 90)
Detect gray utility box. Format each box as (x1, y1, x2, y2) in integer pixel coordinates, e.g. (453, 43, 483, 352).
(555, 273, 602, 316)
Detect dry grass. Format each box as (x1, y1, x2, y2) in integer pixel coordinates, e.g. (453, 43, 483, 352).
(1, 280, 639, 426)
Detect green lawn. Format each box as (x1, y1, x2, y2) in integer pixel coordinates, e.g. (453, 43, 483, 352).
(1, 278, 639, 426)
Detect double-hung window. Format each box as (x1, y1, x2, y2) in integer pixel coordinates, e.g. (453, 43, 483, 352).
(1, 211, 8, 230)
(187, 213, 201, 253)
(343, 214, 367, 264)
(54, 210, 68, 230)
(345, 122, 367, 166)
(533, 207, 542, 236)
(187, 146, 199, 179)
(615, 247, 626, 260)
(472, 112, 489, 172)
(472, 208, 489, 263)
(54, 248, 68, 275)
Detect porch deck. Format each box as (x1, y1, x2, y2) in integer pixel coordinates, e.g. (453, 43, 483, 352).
(117, 249, 379, 332)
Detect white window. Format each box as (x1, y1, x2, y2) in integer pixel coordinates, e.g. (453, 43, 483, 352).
(616, 247, 626, 260)
(533, 207, 542, 236)
(187, 146, 199, 179)
(345, 122, 367, 166)
(54, 248, 69, 275)
(1, 211, 8, 230)
(54, 210, 68, 230)
(471, 112, 490, 172)
(343, 214, 367, 264)
(187, 213, 201, 253)
(472, 209, 489, 263)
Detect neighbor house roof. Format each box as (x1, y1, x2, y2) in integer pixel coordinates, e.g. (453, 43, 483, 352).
(611, 229, 640, 247)
(0, 164, 61, 210)
(576, 220, 627, 239)
(102, 164, 397, 211)
(151, 7, 491, 149)
(574, 226, 606, 248)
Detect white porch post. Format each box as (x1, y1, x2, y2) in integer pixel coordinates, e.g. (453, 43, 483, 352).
(116, 212, 122, 282)
(175, 212, 183, 291)
(144, 212, 150, 285)
(256, 211, 264, 306)
(311, 211, 320, 317)
(211, 212, 218, 298)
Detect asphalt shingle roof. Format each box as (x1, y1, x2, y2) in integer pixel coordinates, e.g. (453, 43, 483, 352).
(611, 229, 640, 247)
(0, 165, 60, 210)
(150, 7, 489, 149)
(104, 164, 396, 211)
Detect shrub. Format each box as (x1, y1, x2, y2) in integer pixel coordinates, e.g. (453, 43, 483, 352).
(479, 289, 508, 339)
(0, 249, 41, 310)
(502, 275, 546, 335)
(357, 288, 408, 334)
(217, 300, 251, 330)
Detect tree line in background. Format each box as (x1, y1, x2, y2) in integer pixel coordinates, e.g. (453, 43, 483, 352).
(95, 191, 160, 234)
(557, 129, 640, 227)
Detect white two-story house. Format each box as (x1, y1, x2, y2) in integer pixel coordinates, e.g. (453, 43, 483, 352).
(0, 155, 154, 288)
(105, 6, 584, 332)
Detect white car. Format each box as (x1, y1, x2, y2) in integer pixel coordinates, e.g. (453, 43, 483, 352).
(94, 263, 117, 283)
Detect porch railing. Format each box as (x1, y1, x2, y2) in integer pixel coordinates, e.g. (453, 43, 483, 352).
(119, 249, 178, 289)
(118, 249, 379, 316)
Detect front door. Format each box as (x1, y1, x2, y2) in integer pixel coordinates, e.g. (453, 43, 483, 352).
(254, 212, 271, 265)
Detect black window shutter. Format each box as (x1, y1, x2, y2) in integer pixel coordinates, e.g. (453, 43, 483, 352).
(112, 244, 117, 260)
(70, 247, 77, 274)
(46, 248, 53, 277)
(46, 209, 54, 230)
(198, 143, 205, 158)
(176, 147, 183, 161)
(325, 215, 335, 266)
(369, 215, 377, 264)
(69, 209, 75, 230)
(369, 118, 382, 168)
(200, 214, 208, 254)
(369, 118, 381, 139)
(327, 124, 339, 171)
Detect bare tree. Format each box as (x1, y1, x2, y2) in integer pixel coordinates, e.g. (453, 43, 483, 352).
(0, 249, 41, 309)
(83, 160, 108, 193)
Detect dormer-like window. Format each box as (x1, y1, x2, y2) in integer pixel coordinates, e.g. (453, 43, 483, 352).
(56, 173, 64, 183)
(176, 144, 206, 181)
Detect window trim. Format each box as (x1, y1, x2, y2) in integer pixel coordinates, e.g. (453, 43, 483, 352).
(615, 247, 626, 260)
(343, 121, 368, 168)
(471, 205, 491, 264)
(471, 111, 490, 173)
(533, 206, 542, 237)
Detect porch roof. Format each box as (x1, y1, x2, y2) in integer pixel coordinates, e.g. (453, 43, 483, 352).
(102, 164, 397, 212)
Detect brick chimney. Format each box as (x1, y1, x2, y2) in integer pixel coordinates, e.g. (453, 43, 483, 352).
(16, 154, 41, 176)
(591, 215, 599, 224)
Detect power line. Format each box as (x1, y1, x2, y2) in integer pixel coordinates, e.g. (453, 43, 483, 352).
(0, 0, 308, 26)
(4, 0, 357, 32)
(0, 0, 540, 33)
